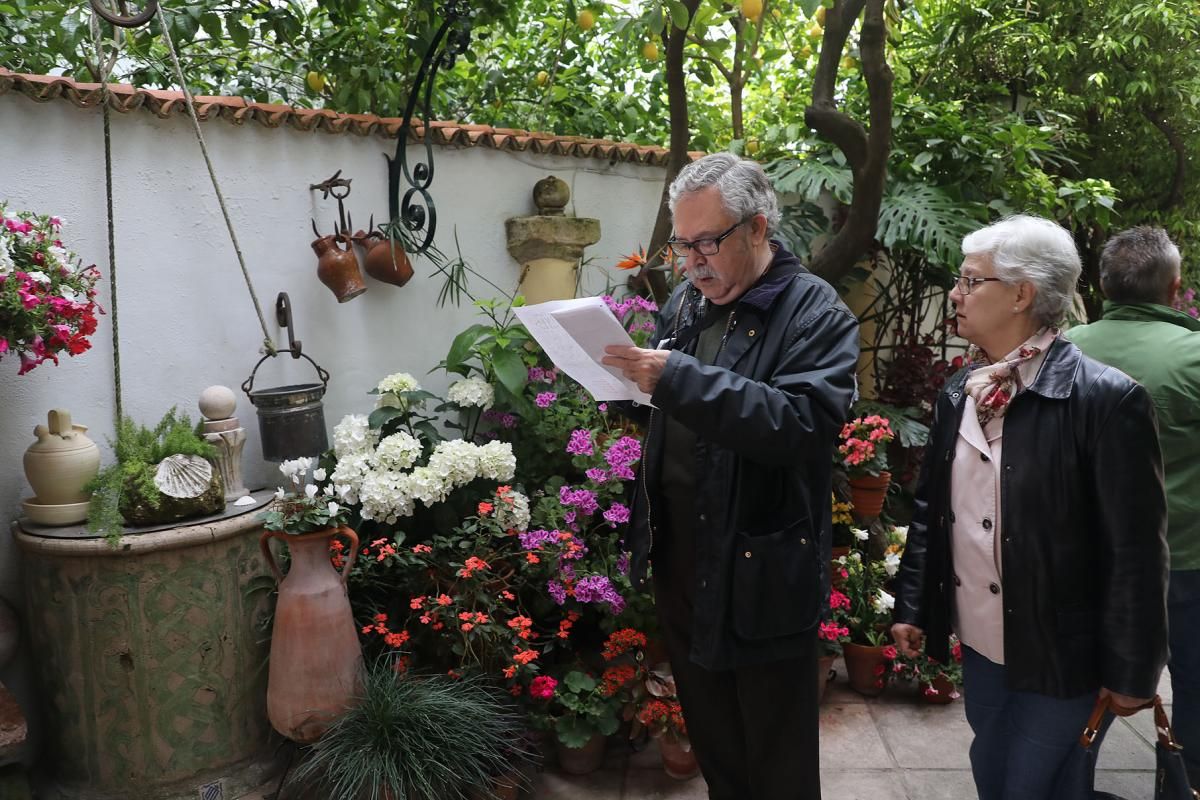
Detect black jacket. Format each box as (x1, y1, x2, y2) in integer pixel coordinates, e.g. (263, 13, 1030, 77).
(893, 337, 1169, 698)
(627, 244, 860, 670)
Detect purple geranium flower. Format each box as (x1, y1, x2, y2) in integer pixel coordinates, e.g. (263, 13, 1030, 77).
(547, 580, 567, 605)
(603, 502, 630, 527)
(535, 391, 557, 409)
(566, 429, 594, 456)
(585, 467, 609, 483)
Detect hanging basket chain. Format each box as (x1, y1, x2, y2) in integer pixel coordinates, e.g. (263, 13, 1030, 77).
(89, 14, 125, 424)
(152, 3, 276, 356)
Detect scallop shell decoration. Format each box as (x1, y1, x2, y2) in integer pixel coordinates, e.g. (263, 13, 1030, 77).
(154, 454, 214, 499)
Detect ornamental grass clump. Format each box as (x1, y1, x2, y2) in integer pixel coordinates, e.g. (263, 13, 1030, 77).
(292, 664, 534, 800)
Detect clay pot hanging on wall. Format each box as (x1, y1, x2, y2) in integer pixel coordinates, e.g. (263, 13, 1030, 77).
(312, 235, 367, 303)
(363, 236, 414, 287)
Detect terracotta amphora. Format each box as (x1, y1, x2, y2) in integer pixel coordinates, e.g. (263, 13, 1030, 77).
(363, 237, 414, 287)
(312, 235, 367, 303)
(261, 526, 363, 743)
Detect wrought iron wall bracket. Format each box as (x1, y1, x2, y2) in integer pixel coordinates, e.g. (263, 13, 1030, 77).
(274, 292, 302, 358)
(386, 0, 474, 255)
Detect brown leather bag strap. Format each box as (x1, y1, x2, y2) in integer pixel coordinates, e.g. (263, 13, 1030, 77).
(1080, 695, 1111, 749)
(1079, 694, 1158, 748)
(1154, 695, 1183, 751)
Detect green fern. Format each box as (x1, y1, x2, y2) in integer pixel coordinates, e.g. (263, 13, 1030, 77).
(85, 408, 217, 546)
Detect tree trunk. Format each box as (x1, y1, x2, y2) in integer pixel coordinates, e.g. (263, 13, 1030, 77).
(1143, 107, 1186, 212)
(637, 0, 703, 305)
(805, 0, 894, 286)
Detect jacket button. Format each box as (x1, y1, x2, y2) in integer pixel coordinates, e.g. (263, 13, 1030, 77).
(980, 453, 990, 462)
(744, 551, 752, 558)
(989, 582, 1001, 595)
(748, 329, 757, 337)
(700, 579, 708, 589)
(800, 538, 808, 545)
(982, 518, 993, 530)
(699, 513, 707, 522)
(949, 511, 956, 524)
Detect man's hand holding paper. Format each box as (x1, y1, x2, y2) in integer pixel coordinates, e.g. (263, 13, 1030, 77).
(600, 345, 668, 395)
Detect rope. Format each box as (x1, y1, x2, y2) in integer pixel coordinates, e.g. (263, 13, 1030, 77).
(90, 17, 123, 423)
(153, 4, 276, 355)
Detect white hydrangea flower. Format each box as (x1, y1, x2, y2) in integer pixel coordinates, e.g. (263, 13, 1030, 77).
(883, 551, 902, 577)
(873, 589, 895, 613)
(476, 441, 516, 482)
(377, 372, 419, 395)
(428, 440, 482, 487)
(494, 490, 531, 532)
(408, 466, 451, 507)
(330, 452, 373, 505)
(374, 431, 423, 471)
(332, 414, 378, 459)
(446, 376, 495, 410)
(358, 469, 414, 524)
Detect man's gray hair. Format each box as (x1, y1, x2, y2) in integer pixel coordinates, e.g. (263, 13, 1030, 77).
(668, 153, 782, 236)
(961, 214, 1082, 327)
(1099, 226, 1181, 305)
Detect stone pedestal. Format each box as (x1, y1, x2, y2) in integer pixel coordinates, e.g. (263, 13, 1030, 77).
(13, 494, 279, 800)
(505, 176, 600, 305)
(199, 385, 249, 502)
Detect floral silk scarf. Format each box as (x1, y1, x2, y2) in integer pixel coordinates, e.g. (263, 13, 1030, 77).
(963, 327, 1058, 429)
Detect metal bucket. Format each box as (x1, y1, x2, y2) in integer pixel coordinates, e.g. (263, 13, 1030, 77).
(242, 352, 330, 462)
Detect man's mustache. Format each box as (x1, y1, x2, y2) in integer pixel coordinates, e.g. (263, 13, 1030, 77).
(687, 264, 717, 280)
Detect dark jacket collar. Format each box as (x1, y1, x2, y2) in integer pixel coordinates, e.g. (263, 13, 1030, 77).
(943, 335, 1080, 404)
(734, 240, 805, 314)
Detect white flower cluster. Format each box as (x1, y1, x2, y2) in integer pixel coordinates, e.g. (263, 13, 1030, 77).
(275, 458, 343, 518)
(446, 376, 495, 410)
(873, 588, 896, 613)
(332, 414, 378, 459)
(0, 240, 12, 275)
(375, 432, 422, 471)
(377, 372, 419, 394)
(327, 411, 517, 525)
(494, 490, 531, 533)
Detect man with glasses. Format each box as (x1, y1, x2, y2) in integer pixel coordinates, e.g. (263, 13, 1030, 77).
(603, 153, 859, 799)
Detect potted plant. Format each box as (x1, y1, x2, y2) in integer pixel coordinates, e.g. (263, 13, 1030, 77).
(817, 608, 850, 703)
(830, 545, 898, 696)
(0, 203, 101, 374)
(259, 456, 363, 743)
(894, 634, 964, 704)
(635, 666, 698, 780)
(836, 414, 896, 522)
(291, 663, 533, 800)
(537, 667, 622, 774)
(85, 408, 224, 545)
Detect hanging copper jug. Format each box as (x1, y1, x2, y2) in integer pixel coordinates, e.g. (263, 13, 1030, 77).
(363, 235, 414, 287)
(260, 526, 363, 743)
(312, 234, 367, 303)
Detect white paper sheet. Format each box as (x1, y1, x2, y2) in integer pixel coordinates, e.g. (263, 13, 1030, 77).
(512, 297, 654, 405)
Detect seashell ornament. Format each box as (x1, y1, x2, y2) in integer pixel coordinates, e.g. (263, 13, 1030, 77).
(154, 454, 214, 499)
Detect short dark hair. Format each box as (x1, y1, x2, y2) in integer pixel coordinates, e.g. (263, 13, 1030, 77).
(1099, 226, 1181, 304)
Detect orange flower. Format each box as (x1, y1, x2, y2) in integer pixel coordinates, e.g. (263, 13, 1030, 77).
(384, 631, 409, 648)
(513, 648, 539, 665)
(503, 665, 517, 679)
(526, 552, 540, 564)
(436, 594, 453, 606)
(616, 247, 648, 270)
(410, 596, 426, 609)
(478, 501, 494, 516)
(461, 622, 475, 632)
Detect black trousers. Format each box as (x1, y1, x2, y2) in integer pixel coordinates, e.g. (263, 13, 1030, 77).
(654, 498, 821, 800)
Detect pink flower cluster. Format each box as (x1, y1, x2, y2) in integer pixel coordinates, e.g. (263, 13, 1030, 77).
(530, 675, 557, 700)
(837, 415, 895, 472)
(603, 435, 642, 481)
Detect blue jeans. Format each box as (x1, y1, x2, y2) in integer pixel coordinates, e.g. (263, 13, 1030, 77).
(962, 645, 1110, 800)
(1169, 569, 1200, 786)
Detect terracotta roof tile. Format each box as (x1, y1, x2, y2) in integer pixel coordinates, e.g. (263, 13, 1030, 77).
(0, 68, 689, 168)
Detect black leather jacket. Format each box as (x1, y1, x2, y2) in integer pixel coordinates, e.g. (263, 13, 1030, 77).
(627, 244, 860, 670)
(893, 337, 1169, 698)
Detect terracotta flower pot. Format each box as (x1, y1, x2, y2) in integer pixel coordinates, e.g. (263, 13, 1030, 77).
(817, 653, 837, 704)
(848, 471, 892, 522)
(555, 733, 606, 775)
(260, 526, 364, 743)
(658, 734, 700, 780)
(363, 237, 414, 287)
(312, 235, 367, 303)
(842, 642, 890, 697)
(918, 674, 958, 704)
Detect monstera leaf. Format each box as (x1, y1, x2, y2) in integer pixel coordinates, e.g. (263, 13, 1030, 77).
(876, 184, 985, 269)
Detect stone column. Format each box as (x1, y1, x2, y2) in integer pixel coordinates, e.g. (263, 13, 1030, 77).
(199, 385, 249, 502)
(505, 176, 601, 305)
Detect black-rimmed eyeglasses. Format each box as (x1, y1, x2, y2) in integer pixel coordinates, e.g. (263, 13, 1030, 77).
(667, 219, 748, 257)
(955, 275, 1003, 295)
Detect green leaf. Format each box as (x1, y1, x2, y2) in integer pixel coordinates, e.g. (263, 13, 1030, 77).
(648, 5, 665, 35)
(199, 12, 223, 40)
(367, 406, 405, 429)
(564, 671, 596, 693)
(876, 182, 984, 269)
(490, 347, 528, 401)
(667, 0, 690, 30)
(445, 324, 489, 373)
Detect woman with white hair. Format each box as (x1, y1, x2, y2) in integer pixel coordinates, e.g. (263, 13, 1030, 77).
(891, 214, 1169, 799)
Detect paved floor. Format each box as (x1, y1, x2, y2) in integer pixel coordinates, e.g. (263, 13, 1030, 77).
(245, 662, 1174, 800)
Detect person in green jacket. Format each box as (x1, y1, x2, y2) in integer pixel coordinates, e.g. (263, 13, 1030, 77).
(1066, 226, 1200, 786)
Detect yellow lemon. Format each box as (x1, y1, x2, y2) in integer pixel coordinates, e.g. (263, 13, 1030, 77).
(741, 0, 763, 22)
(772, 8, 782, 20)
(840, 55, 859, 70)
(577, 9, 595, 30)
(816, 5, 826, 25)
(535, 70, 549, 86)
(642, 41, 659, 61)
(305, 71, 326, 93)
(807, 21, 823, 38)
(746, 139, 761, 155)
(800, 44, 813, 57)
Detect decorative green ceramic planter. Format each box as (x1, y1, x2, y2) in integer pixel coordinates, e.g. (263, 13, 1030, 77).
(13, 496, 279, 800)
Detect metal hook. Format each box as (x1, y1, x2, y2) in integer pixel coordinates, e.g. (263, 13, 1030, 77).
(89, 0, 159, 28)
(275, 292, 302, 358)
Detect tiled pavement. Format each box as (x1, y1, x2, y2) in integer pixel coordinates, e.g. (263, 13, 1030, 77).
(246, 662, 1173, 800)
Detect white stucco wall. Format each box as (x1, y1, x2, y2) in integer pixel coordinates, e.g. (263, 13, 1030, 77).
(0, 91, 667, 742)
